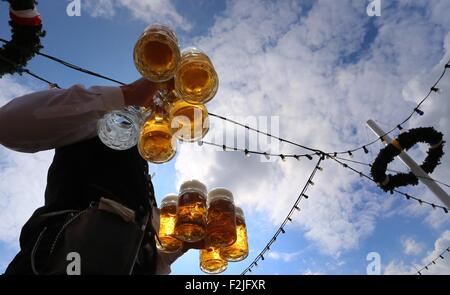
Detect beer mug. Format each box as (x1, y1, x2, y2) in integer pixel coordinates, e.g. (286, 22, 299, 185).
(169, 97, 210, 142)
(200, 246, 228, 274)
(175, 48, 219, 104)
(156, 194, 184, 253)
(220, 207, 249, 262)
(174, 180, 207, 242)
(206, 188, 236, 248)
(97, 106, 144, 150)
(138, 109, 177, 164)
(133, 24, 181, 82)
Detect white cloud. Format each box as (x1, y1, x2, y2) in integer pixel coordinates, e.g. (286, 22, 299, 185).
(0, 77, 52, 245)
(175, 0, 450, 258)
(84, 0, 192, 30)
(402, 237, 424, 256)
(267, 250, 302, 263)
(385, 231, 450, 275)
(303, 269, 324, 275)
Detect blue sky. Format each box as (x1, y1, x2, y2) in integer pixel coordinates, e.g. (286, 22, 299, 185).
(1, 0, 450, 275)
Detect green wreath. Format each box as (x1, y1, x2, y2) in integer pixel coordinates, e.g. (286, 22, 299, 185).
(0, 0, 45, 77)
(371, 127, 445, 192)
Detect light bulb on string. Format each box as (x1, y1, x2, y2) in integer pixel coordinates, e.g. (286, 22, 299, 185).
(244, 149, 251, 157)
(414, 108, 424, 116)
(363, 146, 369, 154)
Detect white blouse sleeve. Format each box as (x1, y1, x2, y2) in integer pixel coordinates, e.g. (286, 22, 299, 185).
(0, 84, 125, 153)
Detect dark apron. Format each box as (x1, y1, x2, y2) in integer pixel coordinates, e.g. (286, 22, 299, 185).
(4, 136, 158, 275)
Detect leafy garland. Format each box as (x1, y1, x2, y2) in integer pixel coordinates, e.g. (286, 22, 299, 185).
(371, 127, 445, 192)
(0, 0, 45, 77)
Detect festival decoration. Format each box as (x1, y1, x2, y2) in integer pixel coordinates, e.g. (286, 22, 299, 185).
(0, 0, 44, 77)
(371, 127, 445, 192)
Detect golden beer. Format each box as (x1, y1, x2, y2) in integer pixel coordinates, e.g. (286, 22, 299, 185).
(220, 207, 249, 262)
(175, 48, 219, 104)
(156, 194, 183, 253)
(174, 180, 208, 242)
(134, 24, 181, 82)
(200, 246, 228, 274)
(169, 98, 210, 142)
(206, 188, 236, 248)
(138, 111, 176, 164)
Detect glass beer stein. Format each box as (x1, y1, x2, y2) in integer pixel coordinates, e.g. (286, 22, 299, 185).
(200, 246, 228, 274)
(133, 24, 181, 82)
(138, 109, 177, 164)
(174, 180, 208, 242)
(175, 48, 219, 104)
(220, 207, 249, 262)
(97, 106, 143, 150)
(169, 97, 210, 142)
(156, 194, 184, 253)
(206, 188, 237, 248)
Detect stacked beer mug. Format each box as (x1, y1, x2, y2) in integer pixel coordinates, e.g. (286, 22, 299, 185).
(98, 24, 218, 164)
(156, 180, 249, 274)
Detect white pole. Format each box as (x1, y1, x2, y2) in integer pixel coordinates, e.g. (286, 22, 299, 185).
(367, 119, 450, 208)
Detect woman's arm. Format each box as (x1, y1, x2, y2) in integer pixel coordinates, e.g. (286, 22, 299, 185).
(0, 84, 124, 153)
(0, 78, 166, 153)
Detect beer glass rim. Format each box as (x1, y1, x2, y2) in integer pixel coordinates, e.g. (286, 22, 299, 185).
(179, 179, 208, 196)
(143, 23, 178, 41)
(161, 194, 179, 204)
(208, 187, 234, 204)
(235, 206, 245, 218)
(180, 47, 214, 62)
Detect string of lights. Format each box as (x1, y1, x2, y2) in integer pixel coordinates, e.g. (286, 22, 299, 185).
(208, 59, 449, 156)
(241, 157, 323, 275)
(2, 38, 448, 158)
(416, 246, 450, 275)
(333, 156, 450, 189)
(326, 59, 450, 156)
(0, 38, 126, 86)
(198, 140, 318, 160)
(0, 53, 61, 88)
(329, 156, 450, 214)
(2, 55, 446, 215)
(207, 113, 321, 154)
